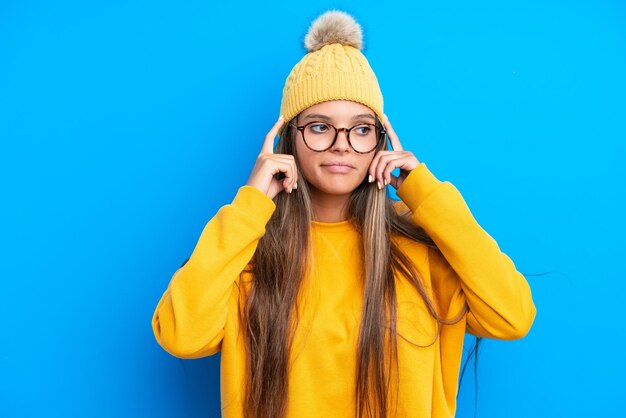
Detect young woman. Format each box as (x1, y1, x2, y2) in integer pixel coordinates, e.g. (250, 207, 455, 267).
(152, 10, 536, 418)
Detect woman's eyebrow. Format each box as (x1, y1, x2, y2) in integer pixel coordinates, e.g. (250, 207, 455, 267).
(303, 113, 375, 121)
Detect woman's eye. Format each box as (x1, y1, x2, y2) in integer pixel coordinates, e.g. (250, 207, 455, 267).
(310, 124, 329, 133)
(354, 125, 371, 135)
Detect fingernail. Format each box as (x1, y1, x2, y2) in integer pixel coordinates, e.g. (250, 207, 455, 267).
(294, 182, 298, 189)
(279, 115, 284, 120)
(368, 174, 373, 183)
(377, 181, 382, 190)
(384, 179, 388, 186)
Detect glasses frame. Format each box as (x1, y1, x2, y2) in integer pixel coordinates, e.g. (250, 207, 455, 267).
(287, 120, 387, 154)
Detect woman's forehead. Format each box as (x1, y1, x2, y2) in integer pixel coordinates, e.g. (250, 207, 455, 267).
(299, 100, 376, 120)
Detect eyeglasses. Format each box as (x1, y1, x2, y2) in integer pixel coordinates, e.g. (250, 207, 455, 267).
(288, 121, 386, 154)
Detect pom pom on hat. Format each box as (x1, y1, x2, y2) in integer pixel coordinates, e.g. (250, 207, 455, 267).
(304, 10, 363, 52)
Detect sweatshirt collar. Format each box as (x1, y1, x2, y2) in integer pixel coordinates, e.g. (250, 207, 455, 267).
(310, 219, 355, 233)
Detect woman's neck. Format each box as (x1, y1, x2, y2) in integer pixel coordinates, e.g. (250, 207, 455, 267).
(309, 188, 350, 223)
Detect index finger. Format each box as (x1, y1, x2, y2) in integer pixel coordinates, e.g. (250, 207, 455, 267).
(383, 115, 404, 151)
(261, 115, 285, 154)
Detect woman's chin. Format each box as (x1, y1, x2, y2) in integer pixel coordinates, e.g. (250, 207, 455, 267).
(311, 178, 362, 196)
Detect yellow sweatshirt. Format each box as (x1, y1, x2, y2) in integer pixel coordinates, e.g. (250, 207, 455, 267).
(152, 162, 536, 418)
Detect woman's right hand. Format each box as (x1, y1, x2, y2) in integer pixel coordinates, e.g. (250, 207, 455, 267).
(245, 115, 298, 200)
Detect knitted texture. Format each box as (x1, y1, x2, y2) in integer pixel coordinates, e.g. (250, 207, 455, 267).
(278, 11, 384, 136)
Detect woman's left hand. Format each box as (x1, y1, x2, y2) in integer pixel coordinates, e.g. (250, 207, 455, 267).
(368, 115, 421, 190)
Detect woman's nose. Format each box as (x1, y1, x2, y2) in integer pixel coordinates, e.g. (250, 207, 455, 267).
(331, 128, 351, 151)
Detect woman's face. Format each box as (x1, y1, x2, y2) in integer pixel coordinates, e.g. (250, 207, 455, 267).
(294, 100, 380, 197)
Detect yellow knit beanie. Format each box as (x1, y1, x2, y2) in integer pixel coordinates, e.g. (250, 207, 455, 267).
(278, 10, 384, 136)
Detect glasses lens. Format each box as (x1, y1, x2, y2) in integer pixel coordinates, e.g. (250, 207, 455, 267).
(349, 124, 380, 153)
(302, 123, 381, 152)
(303, 123, 335, 151)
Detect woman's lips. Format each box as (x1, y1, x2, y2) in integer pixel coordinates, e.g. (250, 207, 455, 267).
(321, 163, 355, 173)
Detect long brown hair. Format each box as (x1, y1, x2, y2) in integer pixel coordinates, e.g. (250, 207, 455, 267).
(238, 113, 468, 418)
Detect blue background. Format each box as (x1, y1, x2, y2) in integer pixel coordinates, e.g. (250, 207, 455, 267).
(1, 1, 624, 417)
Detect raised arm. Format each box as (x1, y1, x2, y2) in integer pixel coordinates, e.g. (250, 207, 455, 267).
(152, 185, 276, 358)
(153, 115, 299, 358)
(396, 162, 537, 340)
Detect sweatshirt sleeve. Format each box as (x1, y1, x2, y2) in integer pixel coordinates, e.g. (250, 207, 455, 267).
(396, 163, 537, 340)
(152, 185, 276, 358)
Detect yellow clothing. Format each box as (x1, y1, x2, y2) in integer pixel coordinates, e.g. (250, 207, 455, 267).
(152, 162, 536, 418)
